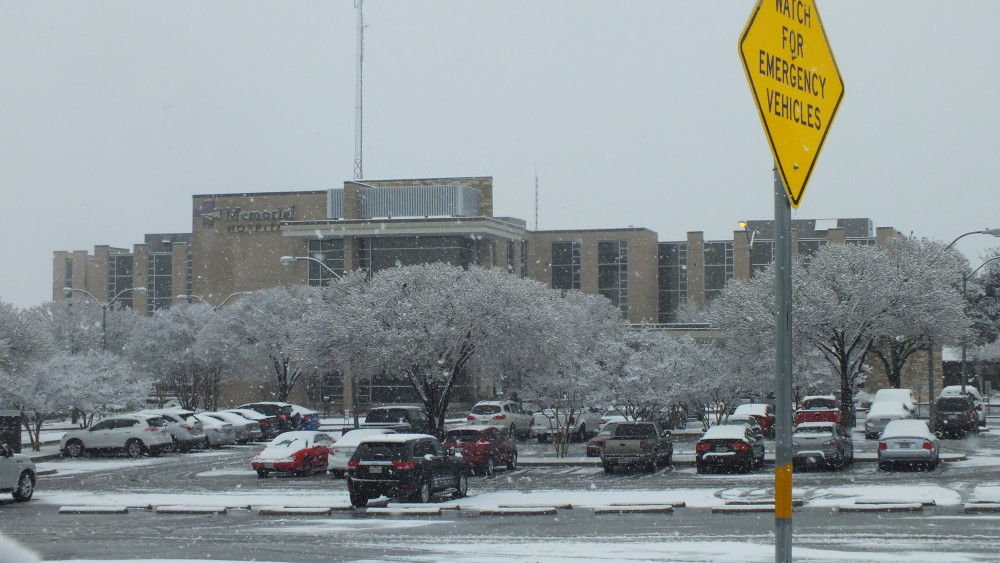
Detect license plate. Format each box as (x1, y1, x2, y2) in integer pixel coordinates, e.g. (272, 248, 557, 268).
(713, 445, 728, 452)
(454, 447, 463, 453)
(897, 441, 912, 449)
(264, 463, 274, 469)
(947, 414, 958, 420)
(368, 466, 382, 474)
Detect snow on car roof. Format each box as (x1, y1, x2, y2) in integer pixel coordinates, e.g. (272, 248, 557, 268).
(448, 424, 502, 433)
(801, 394, 836, 401)
(881, 419, 934, 440)
(333, 428, 397, 446)
(268, 430, 329, 443)
(224, 409, 268, 420)
(287, 403, 317, 415)
(732, 404, 769, 416)
(358, 433, 436, 444)
(940, 385, 982, 398)
(700, 426, 749, 441)
(866, 401, 908, 416)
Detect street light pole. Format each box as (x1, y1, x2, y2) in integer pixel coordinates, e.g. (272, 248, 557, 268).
(961, 256, 1000, 395)
(63, 286, 146, 350)
(178, 292, 248, 311)
(945, 228, 1000, 250)
(279, 255, 344, 280)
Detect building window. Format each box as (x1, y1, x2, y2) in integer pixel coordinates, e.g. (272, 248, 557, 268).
(550, 241, 581, 290)
(107, 254, 135, 309)
(355, 236, 477, 276)
(506, 241, 515, 274)
(704, 242, 734, 302)
(598, 240, 628, 316)
(146, 253, 172, 314)
(750, 240, 774, 276)
(846, 238, 875, 247)
(658, 243, 687, 323)
(520, 240, 529, 278)
(64, 258, 73, 291)
(307, 239, 345, 286)
(797, 239, 826, 264)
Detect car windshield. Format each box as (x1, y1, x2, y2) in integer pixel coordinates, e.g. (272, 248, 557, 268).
(355, 442, 406, 461)
(144, 417, 168, 427)
(446, 431, 484, 443)
(271, 438, 304, 448)
(802, 398, 836, 409)
(365, 409, 409, 423)
(471, 405, 502, 415)
(937, 397, 970, 410)
(612, 424, 656, 438)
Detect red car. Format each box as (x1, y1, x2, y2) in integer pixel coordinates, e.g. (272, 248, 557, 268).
(442, 425, 518, 476)
(732, 403, 776, 439)
(251, 431, 334, 478)
(795, 395, 841, 425)
(585, 422, 620, 457)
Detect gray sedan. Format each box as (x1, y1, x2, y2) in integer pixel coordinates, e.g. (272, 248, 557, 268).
(791, 422, 853, 470)
(877, 419, 940, 471)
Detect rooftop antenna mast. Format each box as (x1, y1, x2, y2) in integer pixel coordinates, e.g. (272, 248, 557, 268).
(534, 166, 539, 231)
(353, 0, 365, 180)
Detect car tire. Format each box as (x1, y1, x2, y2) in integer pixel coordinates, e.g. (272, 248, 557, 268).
(64, 439, 85, 458)
(877, 461, 890, 471)
(12, 472, 34, 502)
(331, 470, 345, 479)
(298, 457, 312, 477)
(415, 478, 432, 504)
(455, 473, 468, 498)
(483, 457, 495, 477)
(125, 439, 145, 458)
(696, 464, 706, 475)
(865, 433, 876, 440)
(256, 469, 270, 479)
(510, 424, 517, 439)
(537, 434, 549, 444)
(575, 424, 587, 442)
(507, 451, 518, 471)
(148, 446, 162, 457)
(350, 488, 369, 508)
(603, 464, 614, 475)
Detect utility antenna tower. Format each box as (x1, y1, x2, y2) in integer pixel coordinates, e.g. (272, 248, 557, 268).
(534, 166, 539, 230)
(353, 0, 365, 180)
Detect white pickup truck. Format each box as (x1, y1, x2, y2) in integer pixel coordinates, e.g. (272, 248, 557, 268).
(530, 408, 601, 443)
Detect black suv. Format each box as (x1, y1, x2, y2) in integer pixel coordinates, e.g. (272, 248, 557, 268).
(933, 395, 978, 438)
(361, 405, 434, 434)
(346, 434, 468, 507)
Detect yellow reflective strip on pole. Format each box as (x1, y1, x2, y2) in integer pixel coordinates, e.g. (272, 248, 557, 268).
(775, 463, 793, 519)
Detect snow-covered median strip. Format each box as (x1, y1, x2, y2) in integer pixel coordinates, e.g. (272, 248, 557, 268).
(154, 506, 228, 514)
(837, 503, 923, 512)
(58, 506, 129, 514)
(258, 506, 333, 516)
(594, 504, 673, 514)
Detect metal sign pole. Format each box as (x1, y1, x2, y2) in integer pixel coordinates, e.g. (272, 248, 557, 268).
(773, 165, 793, 563)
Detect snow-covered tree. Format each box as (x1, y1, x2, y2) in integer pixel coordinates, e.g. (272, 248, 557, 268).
(126, 303, 228, 410)
(208, 285, 325, 401)
(601, 328, 691, 423)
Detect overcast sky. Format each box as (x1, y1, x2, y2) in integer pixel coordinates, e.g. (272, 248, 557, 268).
(2, 1, 998, 309)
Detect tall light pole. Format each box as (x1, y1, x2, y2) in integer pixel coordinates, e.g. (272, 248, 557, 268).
(63, 286, 146, 350)
(279, 255, 344, 280)
(178, 292, 248, 311)
(946, 228, 1000, 250)
(961, 256, 1000, 394)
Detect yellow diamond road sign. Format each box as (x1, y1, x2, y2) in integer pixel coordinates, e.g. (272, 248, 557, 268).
(739, 0, 844, 208)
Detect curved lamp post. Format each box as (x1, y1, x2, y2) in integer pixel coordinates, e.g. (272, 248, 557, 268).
(961, 255, 1000, 394)
(63, 286, 147, 350)
(946, 228, 1000, 250)
(177, 292, 248, 311)
(279, 255, 343, 280)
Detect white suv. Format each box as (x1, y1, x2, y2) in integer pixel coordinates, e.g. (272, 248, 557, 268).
(466, 401, 534, 439)
(60, 414, 173, 458)
(0, 442, 35, 502)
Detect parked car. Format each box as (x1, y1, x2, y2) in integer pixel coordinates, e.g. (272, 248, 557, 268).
(60, 414, 173, 458)
(864, 401, 911, 439)
(202, 411, 263, 443)
(585, 422, 620, 457)
(328, 428, 397, 479)
(288, 404, 321, 430)
(600, 421, 673, 474)
(442, 425, 518, 476)
(346, 434, 468, 507)
(932, 395, 979, 438)
(361, 405, 434, 434)
(731, 403, 776, 439)
(192, 413, 235, 448)
(223, 408, 281, 440)
(721, 414, 766, 450)
(530, 408, 601, 443)
(939, 385, 986, 427)
(236, 402, 297, 433)
(251, 430, 334, 478)
(466, 401, 533, 439)
(0, 442, 36, 502)
(795, 395, 841, 425)
(695, 425, 765, 474)
(878, 419, 940, 471)
(791, 421, 854, 470)
(871, 388, 917, 416)
(598, 408, 627, 430)
(138, 409, 207, 452)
